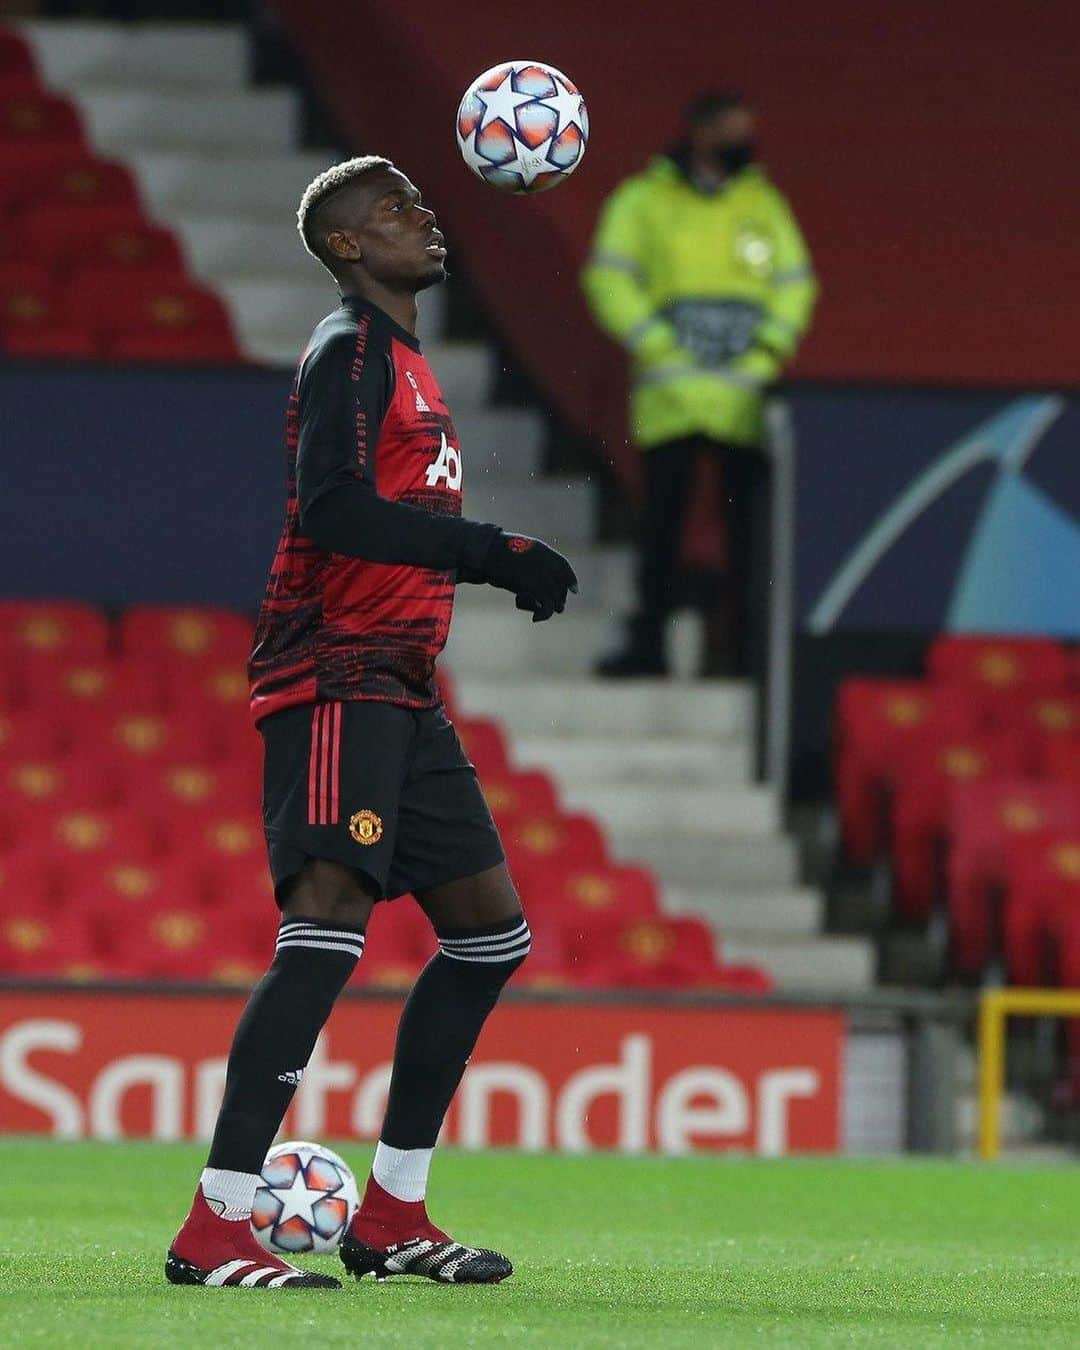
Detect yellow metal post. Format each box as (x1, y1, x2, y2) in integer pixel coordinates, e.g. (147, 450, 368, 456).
(977, 991, 1006, 1159)
(976, 988, 1080, 1160)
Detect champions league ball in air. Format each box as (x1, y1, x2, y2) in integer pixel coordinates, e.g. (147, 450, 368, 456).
(456, 60, 588, 193)
(252, 1140, 359, 1255)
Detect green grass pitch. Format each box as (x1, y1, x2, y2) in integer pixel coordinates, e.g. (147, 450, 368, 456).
(2, 1141, 1078, 1348)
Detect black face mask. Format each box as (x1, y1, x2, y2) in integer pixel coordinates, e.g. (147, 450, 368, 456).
(713, 140, 756, 174)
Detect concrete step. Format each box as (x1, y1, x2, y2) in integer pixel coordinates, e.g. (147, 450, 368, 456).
(128, 149, 336, 217)
(558, 782, 780, 837)
(77, 87, 299, 152)
(173, 216, 321, 279)
(721, 933, 876, 993)
(464, 478, 593, 546)
(455, 408, 543, 469)
(453, 677, 755, 739)
(609, 829, 799, 889)
(663, 885, 824, 935)
(445, 606, 619, 677)
(513, 735, 752, 786)
(20, 19, 248, 89)
(217, 276, 447, 365)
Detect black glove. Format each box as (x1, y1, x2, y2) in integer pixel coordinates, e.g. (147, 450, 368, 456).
(479, 531, 578, 622)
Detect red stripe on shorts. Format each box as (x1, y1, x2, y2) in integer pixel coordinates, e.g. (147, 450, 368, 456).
(308, 704, 323, 825)
(329, 702, 341, 825)
(319, 702, 332, 825)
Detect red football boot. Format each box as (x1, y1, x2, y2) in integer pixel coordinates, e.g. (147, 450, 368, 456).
(165, 1185, 340, 1289)
(339, 1175, 512, 1284)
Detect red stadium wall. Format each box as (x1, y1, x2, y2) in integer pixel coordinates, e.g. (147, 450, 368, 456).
(277, 0, 1080, 478)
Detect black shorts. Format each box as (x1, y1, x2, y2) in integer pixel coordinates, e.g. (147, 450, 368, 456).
(260, 700, 505, 902)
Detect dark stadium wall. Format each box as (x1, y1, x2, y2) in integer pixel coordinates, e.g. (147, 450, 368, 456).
(275, 0, 1080, 483)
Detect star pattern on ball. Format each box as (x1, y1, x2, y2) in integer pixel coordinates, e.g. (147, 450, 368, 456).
(543, 83, 586, 136)
(272, 1166, 322, 1230)
(476, 70, 535, 131)
(500, 135, 557, 189)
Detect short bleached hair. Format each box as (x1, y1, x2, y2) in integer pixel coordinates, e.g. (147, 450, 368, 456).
(297, 155, 393, 268)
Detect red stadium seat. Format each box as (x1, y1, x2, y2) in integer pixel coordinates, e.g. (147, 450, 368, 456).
(69, 707, 222, 774)
(515, 861, 660, 926)
(68, 268, 240, 356)
(1, 325, 98, 359)
(23, 805, 156, 869)
(181, 808, 265, 874)
(0, 29, 38, 89)
(0, 907, 96, 976)
(104, 903, 254, 980)
(0, 91, 83, 146)
(947, 779, 1080, 976)
(18, 202, 184, 274)
(502, 811, 607, 873)
(1018, 694, 1080, 769)
(0, 851, 56, 913)
(108, 329, 244, 364)
(928, 634, 1070, 693)
(455, 717, 510, 775)
(0, 708, 66, 762)
(123, 758, 257, 818)
(568, 915, 721, 990)
(120, 605, 254, 669)
(835, 678, 985, 863)
(891, 729, 1028, 919)
(9, 152, 140, 214)
(1002, 834, 1080, 985)
(358, 899, 436, 989)
(0, 599, 109, 672)
(0, 141, 98, 213)
(482, 770, 559, 823)
(0, 754, 119, 824)
(1043, 734, 1080, 785)
(25, 658, 163, 741)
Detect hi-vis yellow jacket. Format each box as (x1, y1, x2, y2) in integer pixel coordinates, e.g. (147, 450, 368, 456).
(582, 156, 818, 448)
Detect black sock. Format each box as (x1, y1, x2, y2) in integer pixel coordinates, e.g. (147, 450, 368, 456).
(206, 916, 364, 1173)
(380, 915, 531, 1149)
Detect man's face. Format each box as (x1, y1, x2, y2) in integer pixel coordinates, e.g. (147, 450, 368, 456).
(689, 106, 756, 165)
(329, 167, 446, 292)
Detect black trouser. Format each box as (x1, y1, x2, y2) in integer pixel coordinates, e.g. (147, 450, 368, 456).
(633, 434, 771, 681)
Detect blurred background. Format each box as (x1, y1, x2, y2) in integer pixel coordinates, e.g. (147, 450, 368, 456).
(1, 0, 1079, 1161)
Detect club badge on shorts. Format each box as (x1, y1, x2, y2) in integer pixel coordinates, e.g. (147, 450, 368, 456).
(349, 809, 383, 846)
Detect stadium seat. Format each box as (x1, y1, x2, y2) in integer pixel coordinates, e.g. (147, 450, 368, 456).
(502, 812, 607, 873)
(123, 759, 257, 818)
(1001, 833, 1080, 985)
(19, 202, 184, 274)
(455, 717, 510, 775)
(67, 269, 241, 360)
(0, 707, 67, 761)
(568, 915, 722, 990)
(890, 729, 1028, 919)
(0, 851, 56, 914)
(104, 903, 254, 980)
(1043, 734, 1080, 784)
(182, 809, 266, 877)
(1, 324, 98, 359)
(515, 860, 660, 925)
(0, 754, 119, 824)
(0, 907, 96, 977)
(947, 779, 1080, 976)
(358, 899, 436, 989)
(26, 805, 156, 870)
(835, 678, 984, 863)
(120, 605, 254, 670)
(928, 634, 1070, 693)
(6, 151, 140, 214)
(27, 658, 164, 741)
(483, 770, 559, 823)
(0, 599, 110, 672)
(69, 707, 222, 773)
(0, 28, 38, 90)
(0, 91, 83, 146)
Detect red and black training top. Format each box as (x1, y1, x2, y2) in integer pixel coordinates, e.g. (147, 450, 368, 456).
(249, 297, 496, 725)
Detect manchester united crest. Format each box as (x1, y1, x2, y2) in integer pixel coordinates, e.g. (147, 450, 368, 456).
(349, 809, 383, 846)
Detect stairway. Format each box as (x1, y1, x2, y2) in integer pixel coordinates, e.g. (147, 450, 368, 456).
(19, 18, 874, 993)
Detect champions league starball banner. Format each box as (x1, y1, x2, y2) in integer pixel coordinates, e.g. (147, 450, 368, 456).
(790, 389, 1080, 637)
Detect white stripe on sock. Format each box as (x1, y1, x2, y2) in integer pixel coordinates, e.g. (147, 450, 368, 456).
(276, 938, 364, 959)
